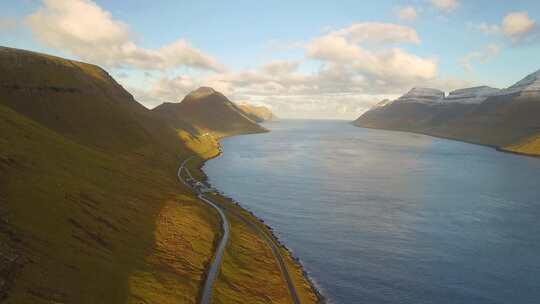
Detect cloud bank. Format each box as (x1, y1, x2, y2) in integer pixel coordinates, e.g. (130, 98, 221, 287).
(136, 22, 440, 119)
(20, 1, 484, 119)
(26, 0, 224, 71)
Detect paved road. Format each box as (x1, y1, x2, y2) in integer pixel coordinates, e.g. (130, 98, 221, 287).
(177, 157, 230, 304)
(178, 157, 301, 304)
(224, 206, 301, 304)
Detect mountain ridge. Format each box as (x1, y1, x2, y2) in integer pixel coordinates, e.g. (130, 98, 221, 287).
(152, 87, 267, 138)
(354, 68, 540, 156)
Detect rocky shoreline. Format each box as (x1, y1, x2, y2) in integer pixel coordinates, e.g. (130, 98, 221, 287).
(191, 139, 327, 303)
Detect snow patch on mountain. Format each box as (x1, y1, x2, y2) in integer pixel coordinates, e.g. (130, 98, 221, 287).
(396, 88, 445, 104)
(446, 86, 501, 104)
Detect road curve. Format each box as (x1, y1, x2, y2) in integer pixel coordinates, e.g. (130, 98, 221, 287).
(177, 157, 230, 304)
(225, 207, 301, 304)
(178, 156, 301, 304)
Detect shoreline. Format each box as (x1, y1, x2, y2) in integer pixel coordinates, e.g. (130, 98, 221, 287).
(189, 133, 327, 303)
(352, 123, 540, 160)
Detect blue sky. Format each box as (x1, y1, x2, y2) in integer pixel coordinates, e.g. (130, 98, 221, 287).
(1, 0, 540, 119)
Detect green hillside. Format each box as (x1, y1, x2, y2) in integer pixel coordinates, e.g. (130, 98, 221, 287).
(0, 102, 222, 303)
(0, 47, 319, 303)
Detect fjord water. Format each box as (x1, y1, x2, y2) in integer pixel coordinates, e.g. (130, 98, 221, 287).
(203, 120, 540, 304)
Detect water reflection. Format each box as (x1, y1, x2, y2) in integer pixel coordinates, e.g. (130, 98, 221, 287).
(204, 120, 540, 304)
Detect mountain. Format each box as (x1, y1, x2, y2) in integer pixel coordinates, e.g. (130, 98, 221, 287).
(237, 103, 276, 122)
(152, 87, 267, 138)
(496, 70, 540, 96)
(394, 87, 445, 104)
(0, 46, 220, 303)
(354, 70, 540, 156)
(0, 47, 318, 303)
(0, 46, 186, 157)
(445, 86, 500, 104)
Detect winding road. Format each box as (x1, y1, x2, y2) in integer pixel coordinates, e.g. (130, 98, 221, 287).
(178, 157, 230, 304)
(177, 156, 301, 304)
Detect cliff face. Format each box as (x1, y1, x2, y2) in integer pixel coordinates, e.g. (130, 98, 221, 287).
(153, 87, 267, 138)
(354, 70, 540, 155)
(237, 103, 276, 122)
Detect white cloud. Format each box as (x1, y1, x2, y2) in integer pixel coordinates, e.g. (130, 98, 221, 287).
(261, 60, 300, 75)
(502, 12, 536, 38)
(469, 22, 500, 35)
(329, 22, 421, 45)
(430, 0, 459, 12)
(26, 0, 224, 71)
(306, 23, 435, 84)
(396, 6, 418, 22)
(460, 44, 501, 72)
(0, 16, 17, 32)
(471, 12, 538, 44)
(132, 22, 441, 119)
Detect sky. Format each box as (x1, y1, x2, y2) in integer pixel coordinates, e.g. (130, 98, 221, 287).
(1, 0, 540, 119)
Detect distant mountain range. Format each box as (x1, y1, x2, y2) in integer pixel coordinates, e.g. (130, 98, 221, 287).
(354, 70, 540, 156)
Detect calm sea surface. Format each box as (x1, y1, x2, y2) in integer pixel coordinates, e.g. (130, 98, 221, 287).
(203, 120, 540, 304)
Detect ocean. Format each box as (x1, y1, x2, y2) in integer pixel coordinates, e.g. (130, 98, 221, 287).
(203, 120, 540, 304)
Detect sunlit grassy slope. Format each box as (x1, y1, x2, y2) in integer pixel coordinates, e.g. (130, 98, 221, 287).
(0, 46, 320, 303)
(205, 192, 320, 304)
(503, 134, 540, 155)
(0, 103, 219, 303)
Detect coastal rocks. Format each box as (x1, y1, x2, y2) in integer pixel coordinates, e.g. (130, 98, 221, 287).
(446, 86, 501, 104)
(395, 88, 445, 104)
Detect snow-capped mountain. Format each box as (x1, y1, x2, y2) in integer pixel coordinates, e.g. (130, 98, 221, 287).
(497, 70, 540, 96)
(395, 88, 445, 104)
(445, 86, 501, 104)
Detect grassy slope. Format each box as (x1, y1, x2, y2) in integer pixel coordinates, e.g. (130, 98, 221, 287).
(0, 104, 219, 303)
(0, 47, 182, 155)
(1, 47, 320, 303)
(503, 134, 540, 155)
(354, 94, 540, 156)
